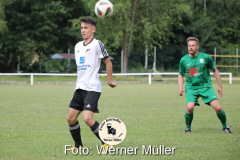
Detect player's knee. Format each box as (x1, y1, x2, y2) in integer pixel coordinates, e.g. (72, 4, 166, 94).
(211, 100, 222, 113)
(82, 114, 93, 125)
(187, 105, 194, 113)
(66, 115, 76, 125)
(187, 108, 194, 114)
(187, 106, 194, 113)
(215, 106, 222, 113)
(83, 115, 90, 123)
(187, 102, 195, 113)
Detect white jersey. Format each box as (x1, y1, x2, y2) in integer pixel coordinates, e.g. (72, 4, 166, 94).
(74, 38, 109, 92)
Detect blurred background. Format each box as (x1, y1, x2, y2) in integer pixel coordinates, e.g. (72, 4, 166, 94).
(0, 0, 239, 75)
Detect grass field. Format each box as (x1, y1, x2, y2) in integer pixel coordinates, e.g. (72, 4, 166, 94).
(0, 82, 239, 160)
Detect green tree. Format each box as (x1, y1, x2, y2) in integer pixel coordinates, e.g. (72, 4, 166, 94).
(157, 0, 240, 72)
(207, 0, 240, 48)
(0, 0, 86, 72)
(0, 0, 10, 34)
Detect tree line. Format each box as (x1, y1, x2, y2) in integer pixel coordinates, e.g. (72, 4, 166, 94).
(0, 0, 239, 73)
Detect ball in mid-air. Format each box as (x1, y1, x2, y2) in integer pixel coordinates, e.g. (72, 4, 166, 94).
(95, 0, 113, 19)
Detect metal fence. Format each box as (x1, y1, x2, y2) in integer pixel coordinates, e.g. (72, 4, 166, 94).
(0, 72, 232, 85)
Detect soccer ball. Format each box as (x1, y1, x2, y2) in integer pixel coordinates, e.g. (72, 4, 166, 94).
(95, 0, 113, 19)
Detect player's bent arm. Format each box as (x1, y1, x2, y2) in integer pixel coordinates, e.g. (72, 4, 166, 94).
(103, 57, 117, 88)
(212, 67, 222, 87)
(212, 67, 223, 97)
(178, 74, 185, 96)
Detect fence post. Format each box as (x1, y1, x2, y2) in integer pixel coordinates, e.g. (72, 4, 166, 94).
(229, 73, 232, 84)
(148, 74, 151, 85)
(121, 50, 123, 73)
(214, 47, 217, 65)
(31, 74, 33, 85)
(236, 48, 238, 75)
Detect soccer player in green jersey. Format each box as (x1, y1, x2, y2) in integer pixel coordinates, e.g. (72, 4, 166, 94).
(178, 37, 232, 133)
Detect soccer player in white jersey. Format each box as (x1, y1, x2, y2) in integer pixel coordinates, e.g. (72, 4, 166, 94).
(66, 17, 117, 151)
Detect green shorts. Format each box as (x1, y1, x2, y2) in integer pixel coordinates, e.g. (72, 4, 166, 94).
(186, 87, 218, 106)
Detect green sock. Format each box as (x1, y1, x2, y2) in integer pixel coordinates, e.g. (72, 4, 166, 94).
(185, 112, 193, 130)
(217, 109, 227, 128)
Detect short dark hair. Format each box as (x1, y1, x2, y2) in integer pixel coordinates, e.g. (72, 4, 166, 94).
(187, 37, 199, 45)
(81, 17, 96, 27)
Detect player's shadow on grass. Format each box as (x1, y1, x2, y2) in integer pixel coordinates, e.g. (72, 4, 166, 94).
(190, 127, 222, 134)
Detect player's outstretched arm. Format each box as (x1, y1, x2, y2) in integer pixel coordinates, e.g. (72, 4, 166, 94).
(212, 67, 223, 97)
(178, 74, 185, 96)
(103, 57, 117, 88)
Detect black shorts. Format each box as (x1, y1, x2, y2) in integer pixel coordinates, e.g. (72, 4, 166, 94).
(69, 89, 101, 113)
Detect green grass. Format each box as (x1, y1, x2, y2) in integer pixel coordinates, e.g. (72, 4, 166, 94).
(0, 82, 239, 160)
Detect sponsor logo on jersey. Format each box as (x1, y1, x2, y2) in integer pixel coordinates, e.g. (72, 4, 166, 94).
(188, 68, 203, 77)
(77, 64, 90, 71)
(78, 57, 91, 71)
(189, 68, 198, 77)
(80, 57, 85, 64)
(85, 48, 91, 53)
(200, 58, 204, 63)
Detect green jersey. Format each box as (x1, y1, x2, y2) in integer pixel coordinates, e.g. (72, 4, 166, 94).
(179, 52, 215, 90)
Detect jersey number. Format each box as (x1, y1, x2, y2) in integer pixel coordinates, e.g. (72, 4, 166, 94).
(189, 68, 198, 77)
(80, 57, 85, 64)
